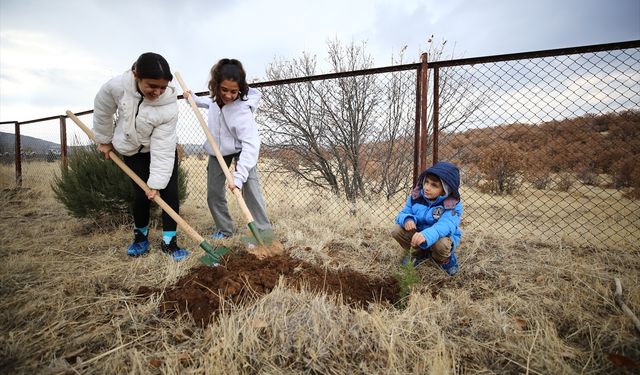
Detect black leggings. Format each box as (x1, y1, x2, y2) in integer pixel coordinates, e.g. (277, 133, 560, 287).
(123, 152, 179, 232)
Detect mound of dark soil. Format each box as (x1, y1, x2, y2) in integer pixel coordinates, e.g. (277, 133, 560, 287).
(140, 250, 400, 327)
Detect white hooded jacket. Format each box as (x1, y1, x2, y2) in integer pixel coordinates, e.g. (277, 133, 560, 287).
(192, 88, 261, 189)
(93, 70, 178, 190)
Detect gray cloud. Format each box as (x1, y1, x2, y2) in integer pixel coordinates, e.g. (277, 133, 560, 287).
(1, 0, 638, 123)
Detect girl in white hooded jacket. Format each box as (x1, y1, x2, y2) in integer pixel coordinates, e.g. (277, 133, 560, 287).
(93, 52, 188, 261)
(184, 58, 272, 239)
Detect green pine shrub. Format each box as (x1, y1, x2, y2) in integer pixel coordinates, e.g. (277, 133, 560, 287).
(52, 146, 188, 226)
(393, 249, 420, 310)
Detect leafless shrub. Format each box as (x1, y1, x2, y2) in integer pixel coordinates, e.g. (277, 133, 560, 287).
(461, 164, 482, 188)
(555, 172, 574, 192)
(577, 167, 600, 186)
(477, 143, 523, 195)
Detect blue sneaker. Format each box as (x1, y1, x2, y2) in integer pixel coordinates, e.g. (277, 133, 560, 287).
(440, 252, 459, 276)
(210, 231, 230, 240)
(161, 237, 189, 261)
(400, 249, 431, 268)
(127, 229, 149, 257)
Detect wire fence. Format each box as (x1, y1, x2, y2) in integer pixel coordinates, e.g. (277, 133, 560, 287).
(432, 45, 640, 249)
(1, 41, 638, 249)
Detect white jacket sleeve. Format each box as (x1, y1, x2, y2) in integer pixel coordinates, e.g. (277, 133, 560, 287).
(232, 107, 260, 189)
(93, 78, 120, 144)
(192, 94, 212, 109)
(230, 88, 262, 188)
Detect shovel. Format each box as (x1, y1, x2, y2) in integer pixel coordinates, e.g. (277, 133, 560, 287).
(174, 72, 279, 258)
(65, 110, 228, 266)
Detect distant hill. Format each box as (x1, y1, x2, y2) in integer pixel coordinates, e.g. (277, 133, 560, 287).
(0, 131, 207, 157)
(0, 131, 59, 155)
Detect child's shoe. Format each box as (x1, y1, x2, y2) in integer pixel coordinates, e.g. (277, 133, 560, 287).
(440, 252, 458, 276)
(401, 249, 431, 268)
(161, 237, 189, 261)
(127, 229, 149, 257)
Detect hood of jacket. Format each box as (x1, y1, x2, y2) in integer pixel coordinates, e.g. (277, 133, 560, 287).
(412, 161, 461, 201)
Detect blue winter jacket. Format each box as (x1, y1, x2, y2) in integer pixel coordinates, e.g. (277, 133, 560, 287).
(395, 192, 463, 251)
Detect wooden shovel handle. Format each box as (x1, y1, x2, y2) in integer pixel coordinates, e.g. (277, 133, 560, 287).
(174, 72, 255, 224)
(65, 110, 205, 244)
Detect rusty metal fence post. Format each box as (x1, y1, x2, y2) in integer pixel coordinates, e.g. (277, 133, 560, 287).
(14, 121, 22, 188)
(419, 53, 429, 173)
(432, 66, 440, 164)
(413, 63, 422, 185)
(59, 116, 68, 169)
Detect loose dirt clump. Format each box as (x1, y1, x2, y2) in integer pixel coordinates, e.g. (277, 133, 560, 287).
(143, 250, 400, 327)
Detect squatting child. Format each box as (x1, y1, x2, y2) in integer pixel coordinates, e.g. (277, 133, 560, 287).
(391, 161, 463, 275)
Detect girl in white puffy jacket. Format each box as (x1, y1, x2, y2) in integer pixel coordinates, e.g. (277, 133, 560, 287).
(184, 58, 272, 240)
(93, 52, 188, 261)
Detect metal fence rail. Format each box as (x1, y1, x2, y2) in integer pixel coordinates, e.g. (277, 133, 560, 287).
(1, 40, 638, 249)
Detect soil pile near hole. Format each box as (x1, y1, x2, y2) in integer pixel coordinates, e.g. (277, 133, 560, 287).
(141, 251, 400, 327)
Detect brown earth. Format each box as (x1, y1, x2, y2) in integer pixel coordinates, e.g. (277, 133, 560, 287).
(139, 249, 401, 327)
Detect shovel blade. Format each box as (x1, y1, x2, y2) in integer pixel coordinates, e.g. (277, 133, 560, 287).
(198, 241, 230, 266)
(244, 225, 275, 246)
(241, 231, 284, 259)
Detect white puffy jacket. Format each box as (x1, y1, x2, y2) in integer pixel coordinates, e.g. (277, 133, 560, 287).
(193, 88, 261, 189)
(93, 70, 178, 190)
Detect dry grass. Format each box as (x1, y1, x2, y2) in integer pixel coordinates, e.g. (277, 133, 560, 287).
(1, 161, 639, 374)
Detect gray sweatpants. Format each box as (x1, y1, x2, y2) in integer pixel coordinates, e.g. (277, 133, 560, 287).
(207, 155, 272, 236)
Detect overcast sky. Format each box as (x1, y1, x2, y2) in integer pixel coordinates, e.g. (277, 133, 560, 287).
(1, 0, 639, 135)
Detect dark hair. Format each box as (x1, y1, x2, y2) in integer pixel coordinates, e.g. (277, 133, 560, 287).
(425, 173, 441, 183)
(208, 58, 249, 101)
(132, 52, 173, 81)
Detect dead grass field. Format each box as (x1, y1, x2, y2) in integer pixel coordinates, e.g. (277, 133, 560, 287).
(1, 161, 639, 374)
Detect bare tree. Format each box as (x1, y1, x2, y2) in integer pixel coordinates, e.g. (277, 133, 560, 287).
(259, 53, 340, 194)
(259, 40, 379, 201)
(258, 37, 484, 203)
(368, 46, 415, 199)
(321, 39, 379, 200)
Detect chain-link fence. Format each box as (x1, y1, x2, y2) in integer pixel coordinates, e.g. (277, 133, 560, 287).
(430, 43, 640, 249)
(1, 41, 638, 249)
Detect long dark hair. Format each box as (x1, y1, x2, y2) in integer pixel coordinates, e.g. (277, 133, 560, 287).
(207, 58, 249, 101)
(132, 52, 173, 81)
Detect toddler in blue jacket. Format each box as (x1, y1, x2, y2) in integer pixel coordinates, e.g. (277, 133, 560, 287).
(391, 161, 463, 275)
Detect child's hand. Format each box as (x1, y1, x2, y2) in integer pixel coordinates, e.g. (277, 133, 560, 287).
(404, 220, 416, 231)
(183, 90, 192, 99)
(411, 232, 426, 248)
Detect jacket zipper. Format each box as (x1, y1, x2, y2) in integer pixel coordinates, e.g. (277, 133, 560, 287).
(136, 96, 144, 152)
